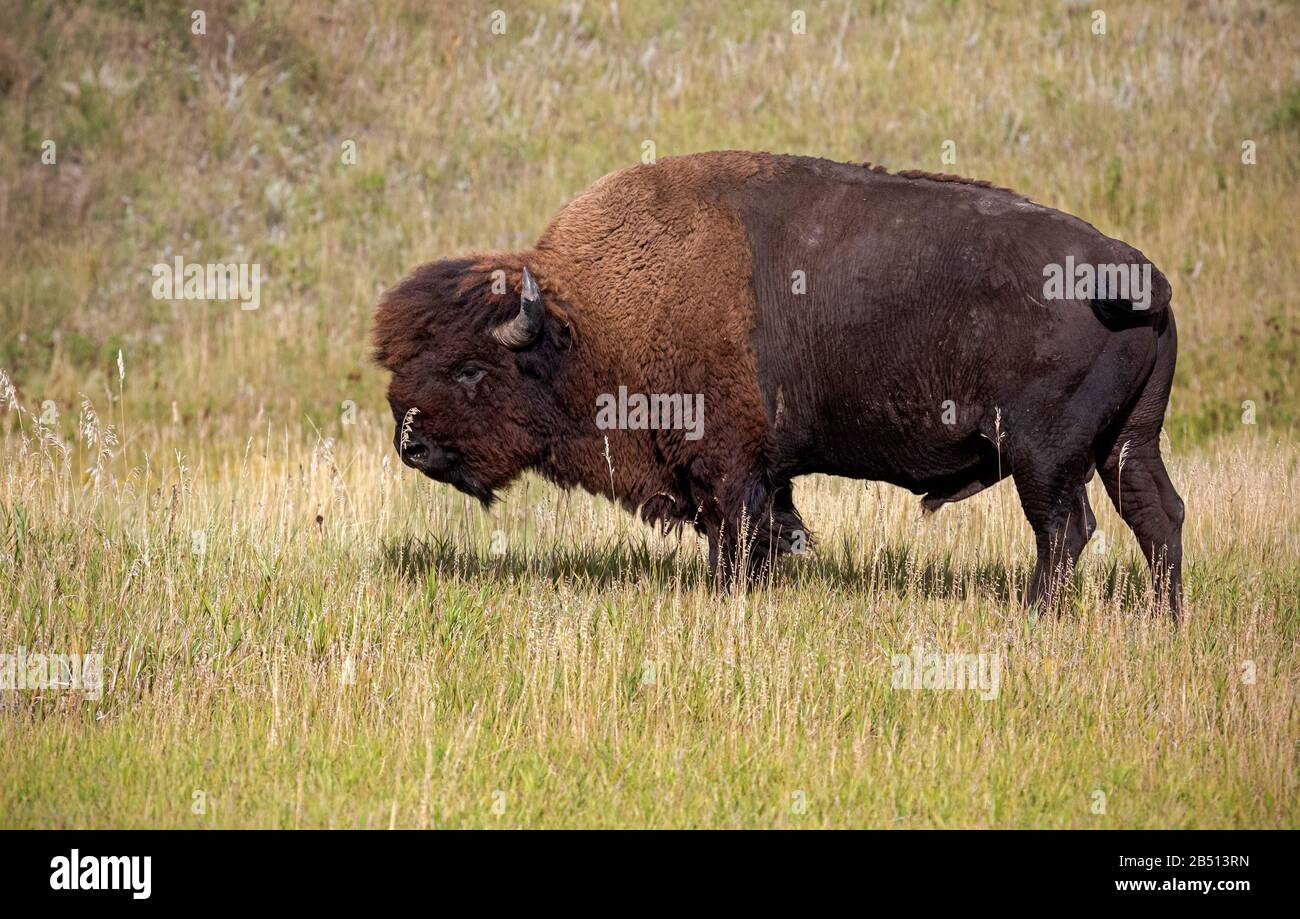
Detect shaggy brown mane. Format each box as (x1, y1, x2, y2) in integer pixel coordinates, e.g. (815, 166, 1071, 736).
(371, 257, 525, 370)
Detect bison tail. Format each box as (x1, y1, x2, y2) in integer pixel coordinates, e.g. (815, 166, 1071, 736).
(1091, 259, 1172, 324)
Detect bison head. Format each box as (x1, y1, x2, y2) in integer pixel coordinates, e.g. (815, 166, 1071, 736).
(372, 258, 573, 505)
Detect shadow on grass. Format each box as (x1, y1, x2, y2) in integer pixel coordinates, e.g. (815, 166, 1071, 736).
(378, 534, 711, 592)
(378, 533, 1155, 609)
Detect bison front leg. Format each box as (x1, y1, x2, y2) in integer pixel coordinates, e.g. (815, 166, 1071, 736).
(707, 475, 806, 591)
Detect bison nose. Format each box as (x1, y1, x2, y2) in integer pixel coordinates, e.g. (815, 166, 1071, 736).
(401, 440, 429, 467)
(399, 433, 456, 475)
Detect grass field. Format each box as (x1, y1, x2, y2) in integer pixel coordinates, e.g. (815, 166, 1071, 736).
(1, 0, 1297, 827)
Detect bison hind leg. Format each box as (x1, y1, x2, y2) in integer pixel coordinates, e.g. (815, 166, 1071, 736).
(1092, 321, 1183, 617)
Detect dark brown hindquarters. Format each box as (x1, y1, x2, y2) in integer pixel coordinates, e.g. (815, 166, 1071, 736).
(1094, 313, 1185, 616)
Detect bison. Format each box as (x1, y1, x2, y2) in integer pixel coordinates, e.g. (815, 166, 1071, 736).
(374, 151, 1184, 615)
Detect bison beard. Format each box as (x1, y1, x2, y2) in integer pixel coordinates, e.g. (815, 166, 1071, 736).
(374, 151, 1184, 616)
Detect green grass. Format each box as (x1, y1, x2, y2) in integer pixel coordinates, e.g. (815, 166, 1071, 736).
(0, 0, 1297, 827)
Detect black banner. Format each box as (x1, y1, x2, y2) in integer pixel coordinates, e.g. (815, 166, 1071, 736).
(0, 829, 1284, 906)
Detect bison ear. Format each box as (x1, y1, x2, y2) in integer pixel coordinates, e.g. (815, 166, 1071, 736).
(491, 267, 544, 350)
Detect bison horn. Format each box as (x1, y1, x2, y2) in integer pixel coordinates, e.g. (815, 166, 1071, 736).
(491, 266, 544, 349)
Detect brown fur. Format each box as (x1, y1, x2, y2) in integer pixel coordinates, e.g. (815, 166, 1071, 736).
(374, 153, 789, 562)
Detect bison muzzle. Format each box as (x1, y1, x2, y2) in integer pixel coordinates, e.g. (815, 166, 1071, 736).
(374, 152, 1184, 615)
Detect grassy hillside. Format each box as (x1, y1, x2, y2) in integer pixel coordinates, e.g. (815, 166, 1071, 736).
(2, 0, 1297, 444)
(0, 0, 1296, 827)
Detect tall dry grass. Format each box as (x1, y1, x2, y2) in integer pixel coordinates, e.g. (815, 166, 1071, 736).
(0, 379, 1295, 827)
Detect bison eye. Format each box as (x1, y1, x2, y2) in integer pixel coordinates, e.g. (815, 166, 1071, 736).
(453, 364, 487, 386)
